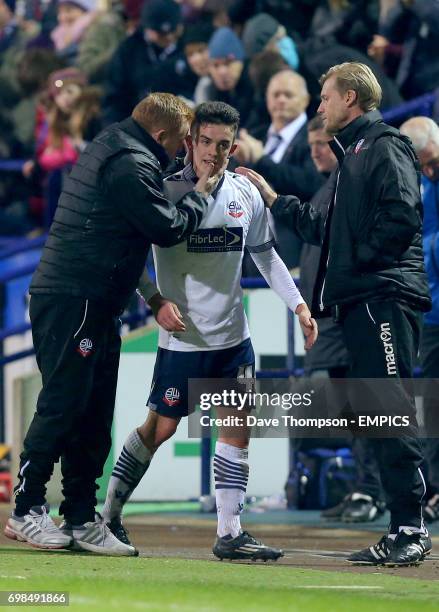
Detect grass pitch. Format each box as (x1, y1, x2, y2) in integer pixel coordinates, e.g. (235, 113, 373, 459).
(1, 547, 439, 611)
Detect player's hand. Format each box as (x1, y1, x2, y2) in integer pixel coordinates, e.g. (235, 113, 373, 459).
(194, 161, 215, 195)
(235, 167, 278, 208)
(149, 296, 186, 332)
(295, 303, 318, 350)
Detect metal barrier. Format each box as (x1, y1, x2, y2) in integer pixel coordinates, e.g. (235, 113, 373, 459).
(0, 160, 25, 172)
(0, 263, 39, 285)
(382, 92, 436, 124)
(0, 322, 31, 343)
(0, 235, 47, 260)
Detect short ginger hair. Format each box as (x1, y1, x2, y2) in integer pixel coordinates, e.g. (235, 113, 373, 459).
(132, 92, 194, 134)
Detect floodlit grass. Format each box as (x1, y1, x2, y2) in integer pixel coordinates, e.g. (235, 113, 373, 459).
(0, 547, 438, 611)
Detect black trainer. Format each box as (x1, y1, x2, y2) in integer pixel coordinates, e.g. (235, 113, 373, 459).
(341, 493, 386, 523)
(213, 531, 284, 561)
(347, 535, 393, 565)
(384, 530, 432, 567)
(106, 517, 138, 554)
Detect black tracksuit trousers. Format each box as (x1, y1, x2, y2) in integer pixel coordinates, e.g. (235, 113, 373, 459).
(340, 300, 426, 531)
(14, 295, 121, 524)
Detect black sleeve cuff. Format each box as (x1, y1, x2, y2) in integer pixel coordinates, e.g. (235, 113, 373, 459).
(246, 238, 276, 253)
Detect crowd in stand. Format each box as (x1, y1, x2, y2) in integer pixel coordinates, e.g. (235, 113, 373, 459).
(0, 0, 439, 235)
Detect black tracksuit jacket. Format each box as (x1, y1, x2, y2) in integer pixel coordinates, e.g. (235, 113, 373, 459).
(270, 110, 431, 317)
(30, 118, 207, 313)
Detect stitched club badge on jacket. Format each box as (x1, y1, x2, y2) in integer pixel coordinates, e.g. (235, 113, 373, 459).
(77, 338, 93, 357)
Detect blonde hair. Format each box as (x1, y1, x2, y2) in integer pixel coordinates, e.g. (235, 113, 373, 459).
(132, 93, 194, 135)
(319, 62, 382, 112)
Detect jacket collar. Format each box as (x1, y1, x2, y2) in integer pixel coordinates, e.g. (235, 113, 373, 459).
(329, 110, 382, 163)
(118, 117, 170, 170)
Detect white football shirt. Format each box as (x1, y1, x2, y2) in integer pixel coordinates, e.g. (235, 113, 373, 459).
(153, 165, 274, 352)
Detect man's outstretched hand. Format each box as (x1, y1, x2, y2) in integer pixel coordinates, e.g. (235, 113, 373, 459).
(295, 303, 318, 350)
(235, 167, 278, 208)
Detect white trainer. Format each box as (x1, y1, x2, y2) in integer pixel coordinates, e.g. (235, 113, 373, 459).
(4, 504, 72, 549)
(60, 514, 137, 556)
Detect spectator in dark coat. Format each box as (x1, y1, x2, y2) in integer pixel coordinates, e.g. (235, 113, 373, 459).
(103, 0, 195, 124)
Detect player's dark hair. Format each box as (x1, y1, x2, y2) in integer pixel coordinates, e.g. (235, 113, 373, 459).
(191, 101, 240, 139)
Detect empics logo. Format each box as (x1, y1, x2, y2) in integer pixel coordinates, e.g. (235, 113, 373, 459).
(163, 387, 180, 407)
(187, 227, 243, 252)
(77, 338, 93, 358)
(380, 322, 397, 376)
(227, 201, 243, 218)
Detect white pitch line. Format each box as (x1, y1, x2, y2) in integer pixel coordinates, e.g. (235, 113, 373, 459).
(284, 548, 437, 562)
(284, 548, 351, 555)
(292, 586, 384, 590)
(0, 575, 26, 580)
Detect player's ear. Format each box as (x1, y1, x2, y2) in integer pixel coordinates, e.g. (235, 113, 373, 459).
(157, 129, 167, 145)
(229, 143, 238, 156)
(152, 128, 166, 145)
(185, 134, 193, 150)
(345, 89, 358, 108)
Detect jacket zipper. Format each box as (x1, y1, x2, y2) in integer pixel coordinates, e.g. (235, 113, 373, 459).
(320, 137, 345, 311)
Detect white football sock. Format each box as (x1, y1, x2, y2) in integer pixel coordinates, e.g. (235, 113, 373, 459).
(214, 441, 249, 538)
(102, 429, 152, 521)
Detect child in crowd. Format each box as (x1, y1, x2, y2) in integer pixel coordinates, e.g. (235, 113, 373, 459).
(23, 67, 101, 225)
(37, 67, 101, 171)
